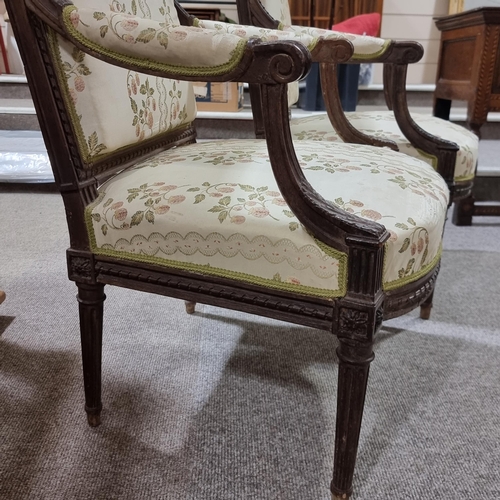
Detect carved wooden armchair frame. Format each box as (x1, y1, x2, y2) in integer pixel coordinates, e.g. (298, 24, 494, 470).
(234, 0, 476, 203)
(7, 0, 448, 498)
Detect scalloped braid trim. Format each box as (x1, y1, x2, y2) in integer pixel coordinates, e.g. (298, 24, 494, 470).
(62, 6, 248, 78)
(382, 243, 442, 291)
(83, 194, 348, 299)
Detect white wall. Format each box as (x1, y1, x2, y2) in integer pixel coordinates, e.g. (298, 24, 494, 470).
(373, 0, 449, 85)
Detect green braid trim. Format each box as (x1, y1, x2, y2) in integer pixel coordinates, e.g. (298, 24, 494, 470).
(416, 147, 439, 170)
(84, 193, 348, 299)
(62, 6, 248, 78)
(382, 243, 442, 291)
(454, 173, 475, 182)
(350, 39, 392, 61)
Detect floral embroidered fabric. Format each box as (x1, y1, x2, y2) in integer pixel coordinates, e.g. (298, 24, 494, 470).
(49, 0, 197, 164)
(86, 140, 449, 298)
(290, 111, 478, 181)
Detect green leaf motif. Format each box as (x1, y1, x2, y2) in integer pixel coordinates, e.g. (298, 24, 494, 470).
(145, 210, 155, 224)
(187, 187, 200, 192)
(136, 28, 157, 44)
(62, 62, 72, 72)
(398, 238, 410, 253)
(100, 25, 109, 38)
(407, 217, 416, 226)
(103, 197, 113, 208)
(273, 273, 282, 282)
(91, 213, 101, 222)
(283, 210, 295, 218)
(157, 32, 169, 49)
(131, 0, 137, 15)
(77, 65, 91, 76)
(194, 194, 206, 204)
(130, 97, 138, 114)
(219, 196, 231, 207)
(101, 224, 108, 236)
(130, 211, 144, 226)
(145, 198, 154, 207)
(405, 258, 415, 274)
(257, 186, 268, 192)
(218, 211, 228, 223)
(72, 48, 85, 63)
(334, 197, 344, 205)
(202, 182, 211, 186)
(239, 184, 254, 192)
(127, 192, 139, 203)
(289, 222, 299, 231)
(93, 11, 106, 20)
(208, 206, 225, 213)
(395, 222, 409, 230)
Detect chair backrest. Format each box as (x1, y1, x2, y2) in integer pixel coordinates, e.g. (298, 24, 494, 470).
(38, 0, 197, 174)
(260, 0, 292, 27)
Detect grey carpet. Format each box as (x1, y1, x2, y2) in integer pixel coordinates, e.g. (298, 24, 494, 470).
(1, 187, 499, 500)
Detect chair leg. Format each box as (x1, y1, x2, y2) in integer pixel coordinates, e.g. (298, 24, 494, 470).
(77, 283, 105, 427)
(331, 338, 375, 500)
(419, 290, 434, 320)
(184, 300, 196, 314)
(452, 195, 474, 226)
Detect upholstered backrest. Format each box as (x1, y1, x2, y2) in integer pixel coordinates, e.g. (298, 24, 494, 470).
(48, 0, 196, 166)
(260, 0, 292, 27)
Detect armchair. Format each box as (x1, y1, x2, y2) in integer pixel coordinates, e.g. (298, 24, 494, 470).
(234, 0, 479, 204)
(6, 0, 449, 498)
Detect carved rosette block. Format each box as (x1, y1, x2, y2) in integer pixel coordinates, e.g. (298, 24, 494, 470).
(67, 250, 96, 283)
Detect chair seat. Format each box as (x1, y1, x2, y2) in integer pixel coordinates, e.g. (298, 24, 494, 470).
(290, 111, 478, 182)
(86, 139, 449, 299)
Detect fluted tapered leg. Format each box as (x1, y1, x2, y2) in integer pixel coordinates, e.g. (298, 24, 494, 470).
(77, 283, 105, 427)
(331, 338, 374, 500)
(184, 301, 196, 314)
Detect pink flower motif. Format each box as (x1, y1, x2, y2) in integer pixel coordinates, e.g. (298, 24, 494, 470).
(345, 207, 354, 213)
(411, 243, 417, 256)
(417, 237, 425, 253)
(139, 130, 145, 141)
(153, 182, 165, 186)
(266, 191, 281, 197)
(349, 200, 364, 207)
(155, 205, 170, 215)
(69, 10, 80, 28)
(287, 277, 301, 285)
(121, 19, 139, 31)
(114, 208, 128, 221)
(135, 74, 140, 86)
(123, 34, 135, 44)
(168, 195, 186, 204)
(74, 76, 85, 93)
(249, 207, 269, 218)
(388, 230, 398, 242)
(246, 201, 257, 206)
(210, 192, 223, 198)
(234, 29, 247, 37)
(111, 202, 124, 210)
(131, 80, 137, 95)
(233, 206, 243, 211)
(69, 89, 78, 105)
(360, 209, 382, 221)
(152, 99, 157, 111)
(217, 187, 234, 193)
(230, 216, 246, 224)
(172, 31, 187, 41)
(160, 185, 177, 191)
(135, 124, 141, 137)
(148, 112, 154, 129)
(272, 198, 287, 206)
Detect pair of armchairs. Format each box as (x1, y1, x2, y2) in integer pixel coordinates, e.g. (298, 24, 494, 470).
(7, 0, 453, 498)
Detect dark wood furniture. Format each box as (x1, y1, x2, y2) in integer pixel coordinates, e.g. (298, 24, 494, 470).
(434, 7, 500, 224)
(7, 1, 447, 498)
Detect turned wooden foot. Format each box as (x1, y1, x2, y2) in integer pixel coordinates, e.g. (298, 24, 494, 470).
(185, 301, 196, 314)
(452, 196, 474, 226)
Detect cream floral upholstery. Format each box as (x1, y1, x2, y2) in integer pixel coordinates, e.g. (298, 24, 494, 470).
(49, 0, 198, 164)
(258, 0, 391, 59)
(291, 111, 479, 182)
(86, 140, 449, 298)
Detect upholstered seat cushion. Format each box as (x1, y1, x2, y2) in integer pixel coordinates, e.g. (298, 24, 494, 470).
(86, 140, 449, 299)
(290, 111, 478, 182)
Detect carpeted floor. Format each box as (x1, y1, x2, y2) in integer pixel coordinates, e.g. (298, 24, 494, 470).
(0, 187, 499, 500)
